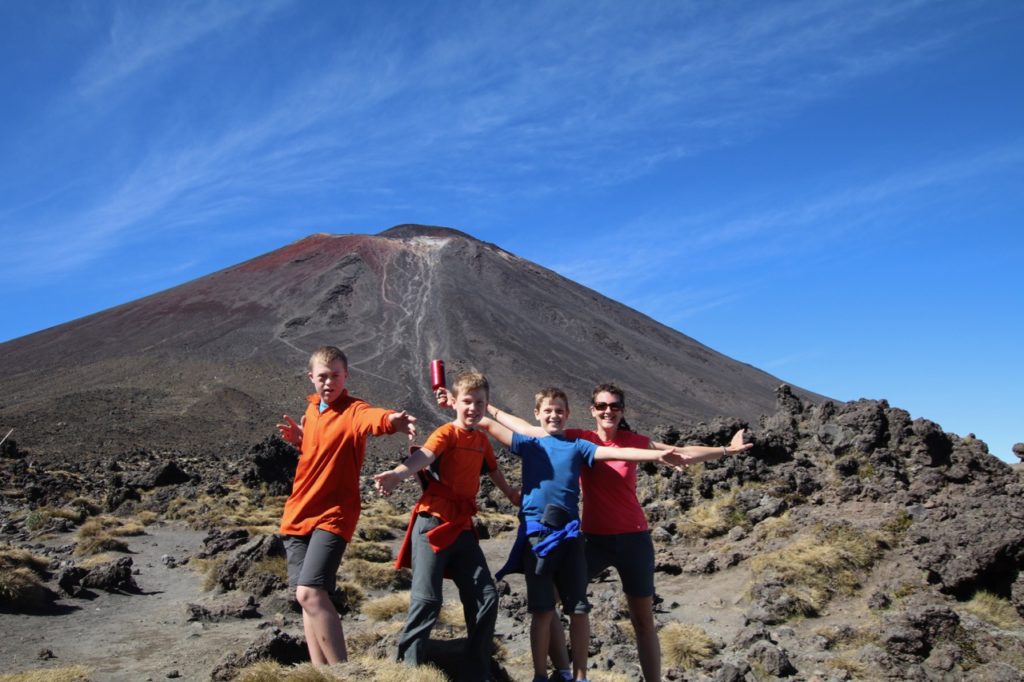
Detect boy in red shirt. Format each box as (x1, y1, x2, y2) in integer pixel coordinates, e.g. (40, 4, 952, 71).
(373, 371, 519, 681)
(277, 346, 416, 666)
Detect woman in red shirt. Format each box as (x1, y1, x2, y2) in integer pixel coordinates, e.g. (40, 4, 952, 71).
(488, 383, 750, 682)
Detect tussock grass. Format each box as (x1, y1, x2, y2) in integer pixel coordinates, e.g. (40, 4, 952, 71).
(363, 593, 410, 621)
(749, 524, 885, 618)
(164, 483, 286, 531)
(356, 522, 396, 542)
(0, 546, 49, 573)
(827, 656, 866, 678)
(660, 622, 716, 669)
(0, 666, 93, 682)
(752, 511, 796, 541)
(0, 545, 52, 611)
(341, 558, 410, 590)
(361, 500, 410, 528)
(73, 534, 129, 557)
(0, 567, 50, 611)
(333, 581, 365, 613)
(962, 591, 1024, 629)
(677, 490, 742, 539)
(253, 556, 289, 581)
(189, 556, 226, 592)
(347, 621, 403, 655)
(345, 541, 392, 563)
(233, 657, 447, 681)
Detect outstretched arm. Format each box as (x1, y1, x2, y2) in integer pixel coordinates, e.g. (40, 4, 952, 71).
(487, 404, 547, 438)
(487, 467, 521, 507)
(276, 414, 305, 447)
(387, 410, 417, 440)
(373, 447, 436, 495)
(660, 429, 753, 466)
(476, 417, 515, 448)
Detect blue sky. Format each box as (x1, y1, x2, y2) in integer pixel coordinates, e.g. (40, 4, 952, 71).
(1, 1, 1021, 460)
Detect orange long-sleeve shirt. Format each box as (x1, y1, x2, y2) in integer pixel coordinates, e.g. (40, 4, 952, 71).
(279, 391, 396, 541)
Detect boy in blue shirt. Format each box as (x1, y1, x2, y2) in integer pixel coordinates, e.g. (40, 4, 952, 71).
(473, 387, 684, 682)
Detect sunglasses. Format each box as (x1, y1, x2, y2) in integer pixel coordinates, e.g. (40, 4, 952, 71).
(592, 401, 624, 411)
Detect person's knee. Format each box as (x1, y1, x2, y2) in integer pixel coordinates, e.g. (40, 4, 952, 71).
(295, 585, 326, 611)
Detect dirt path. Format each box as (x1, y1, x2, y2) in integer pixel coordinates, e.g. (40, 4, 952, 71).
(1, 523, 265, 681)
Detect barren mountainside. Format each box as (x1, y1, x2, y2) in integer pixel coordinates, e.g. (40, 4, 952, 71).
(0, 224, 815, 459)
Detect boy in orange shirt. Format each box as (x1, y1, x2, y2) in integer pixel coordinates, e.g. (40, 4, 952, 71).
(373, 371, 519, 681)
(277, 346, 416, 666)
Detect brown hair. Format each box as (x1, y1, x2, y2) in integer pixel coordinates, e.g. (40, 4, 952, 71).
(451, 371, 489, 399)
(591, 383, 625, 407)
(308, 346, 348, 371)
(534, 386, 569, 411)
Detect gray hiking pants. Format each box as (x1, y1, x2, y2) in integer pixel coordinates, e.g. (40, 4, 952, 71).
(397, 513, 498, 681)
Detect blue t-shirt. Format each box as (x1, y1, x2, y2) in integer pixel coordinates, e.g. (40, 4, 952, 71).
(510, 431, 597, 525)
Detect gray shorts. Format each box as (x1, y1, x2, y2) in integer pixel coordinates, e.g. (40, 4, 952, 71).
(584, 530, 655, 598)
(524, 535, 590, 614)
(284, 528, 347, 590)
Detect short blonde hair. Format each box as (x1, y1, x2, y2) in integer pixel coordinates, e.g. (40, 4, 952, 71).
(534, 387, 569, 411)
(451, 371, 489, 399)
(309, 346, 348, 371)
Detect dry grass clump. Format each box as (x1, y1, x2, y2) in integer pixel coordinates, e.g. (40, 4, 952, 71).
(660, 622, 716, 669)
(74, 515, 148, 555)
(189, 556, 226, 592)
(0, 546, 49, 573)
(752, 511, 797, 542)
(341, 558, 410, 590)
(962, 591, 1024, 629)
(749, 523, 885, 618)
(347, 621, 403, 656)
(363, 592, 410, 621)
(826, 656, 866, 678)
(0, 545, 52, 611)
(0, 568, 50, 611)
(163, 483, 285, 532)
(361, 500, 411, 529)
(333, 581, 366, 613)
(253, 555, 289, 581)
(233, 657, 446, 682)
(356, 522, 397, 542)
(345, 541, 392, 563)
(677, 490, 742, 539)
(0, 666, 93, 682)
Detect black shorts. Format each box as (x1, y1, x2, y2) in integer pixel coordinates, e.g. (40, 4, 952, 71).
(584, 530, 655, 598)
(523, 535, 590, 615)
(284, 528, 347, 590)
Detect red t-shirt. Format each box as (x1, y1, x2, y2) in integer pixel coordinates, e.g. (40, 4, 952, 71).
(567, 428, 651, 535)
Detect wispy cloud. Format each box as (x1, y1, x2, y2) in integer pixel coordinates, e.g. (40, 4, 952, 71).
(3, 0, 1010, 283)
(74, 0, 291, 100)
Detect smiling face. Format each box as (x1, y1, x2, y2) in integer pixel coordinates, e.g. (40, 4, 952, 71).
(308, 358, 348, 405)
(453, 387, 488, 430)
(535, 395, 570, 436)
(590, 389, 625, 434)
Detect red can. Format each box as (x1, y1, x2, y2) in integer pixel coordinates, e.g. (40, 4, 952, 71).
(430, 359, 446, 391)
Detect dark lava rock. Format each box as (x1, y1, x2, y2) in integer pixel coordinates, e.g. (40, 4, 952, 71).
(212, 534, 287, 596)
(197, 528, 251, 559)
(210, 629, 307, 681)
(746, 640, 796, 677)
(81, 557, 139, 593)
(131, 460, 192, 489)
(240, 436, 298, 496)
